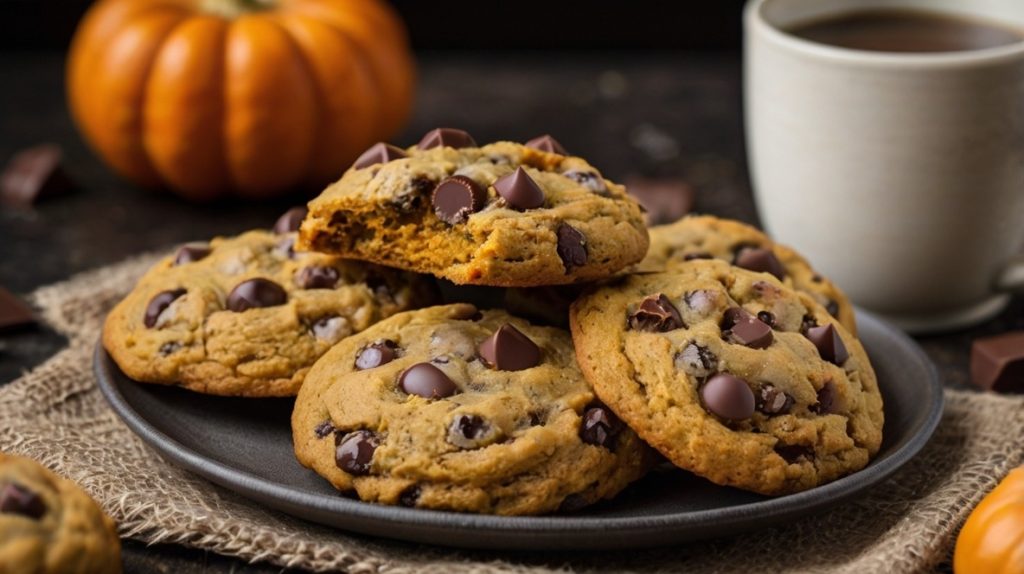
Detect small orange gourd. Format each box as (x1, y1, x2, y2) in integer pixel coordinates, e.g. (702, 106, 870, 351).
(66, 0, 415, 200)
(954, 465, 1024, 574)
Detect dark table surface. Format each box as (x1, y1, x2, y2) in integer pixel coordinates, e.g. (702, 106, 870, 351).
(0, 50, 1019, 573)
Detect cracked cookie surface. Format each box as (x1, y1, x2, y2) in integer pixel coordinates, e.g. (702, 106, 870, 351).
(0, 453, 121, 573)
(102, 226, 436, 397)
(639, 215, 857, 334)
(569, 260, 883, 495)
(298, 133, 649, 287)
(292, 303, 655, 515)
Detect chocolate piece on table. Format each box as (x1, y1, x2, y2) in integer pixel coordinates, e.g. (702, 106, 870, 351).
(334, 430, 380, 475)
(417, 128, 477, 150)
(432, 175, 486, 225)
(971, 331, 1024, 393)
(355, 340, 399, 370)
(525, 134, 568, 155)
(273, 207, 307, 234)
(629, 293, 683, 332)
(805, 324, 849, 366)
(493, 166, 544, 210)
(734, 247, 786, 281)
(353, 143, 407, 170)
(555, 224, 587, 273)
(624, 178, 695, 225)
(0, 144, 74, 207)
(0, 287, 35, 333)
(399, 362, 458, 398)
(0, 482, 46, 519)
(478, 323, 541, 371)
(700, 373, 755, 420)
(226, 278, 287, 312)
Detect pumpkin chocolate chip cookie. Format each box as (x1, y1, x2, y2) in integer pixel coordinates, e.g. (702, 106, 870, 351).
(291, 303, 655, 515)
(102, 209, 436, 397)
(639, 215, 857, 334)
(0, 453, 121, 573)
(298, 129, 649, 287)
(569, 259, 883, 495)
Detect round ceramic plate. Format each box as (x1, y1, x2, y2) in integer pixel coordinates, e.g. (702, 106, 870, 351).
(94, 310, 942, 551)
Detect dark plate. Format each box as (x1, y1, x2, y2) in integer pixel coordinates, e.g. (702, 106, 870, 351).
(94, 310, 942, 551)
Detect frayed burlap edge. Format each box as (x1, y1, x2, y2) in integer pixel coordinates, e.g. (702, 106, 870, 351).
(1, 255, 1022, 574)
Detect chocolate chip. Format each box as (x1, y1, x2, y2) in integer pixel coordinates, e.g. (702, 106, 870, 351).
(226, 278, 287, 312)
(432, 175, 486, 225)
(170, 243, 210, 266)
(971, 331, 1024, 392)
(493, 166, 544, 210)
(734, 247, 786, 280)
(629, 294, 683, 332)
(775, 444, 814, 463)
(722, 307, 773, 349)
(158, 342, 181, 356)
(144, 289, 186, 328)
(757, 311, 776, 328)
(399, 363, 458, 399)
(555, 223, 588, 273)
(0, 287, 35, 333)
(700, 373, 755, 420)
(478, 323, 541, 371)
(525, 134, 568, 155)
(311, 315, 347, 343)
(757, 384, 794, 415)
(580, 405, 621, 448)
(562, 170, 608, 194)
(398, 485, 421, 507)
(447, 414, 498, 449)
(0, 483, 46, 519)
(417, 128, 477, 150)
(683, 252, 714, 261)
(0, 144, 73, 207)
(295, 266, 339, 289)
(355, 340, 399, 370)
(314, 420, 336, 438)
(334, 430, 379, 475)
(676, 342, 718, 377)
(806, 324, 849, 365)
(826, 300, 840, 318)
(812, 381, 839, 414)
(273, 206, 307, 234)
(353, 142, 406, 169)
(801, 314, 818, 334)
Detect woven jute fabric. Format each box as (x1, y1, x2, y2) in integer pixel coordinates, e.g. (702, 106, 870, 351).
(2, 255, 1022, 573)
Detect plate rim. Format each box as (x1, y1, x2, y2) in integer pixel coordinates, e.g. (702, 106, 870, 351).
(93, 309, 944, 550)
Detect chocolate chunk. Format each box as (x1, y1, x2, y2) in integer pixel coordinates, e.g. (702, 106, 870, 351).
(353, 142, 406, 169)
(700, 373, 755, 420)
(399, 363, 458, 398)
(757, 384, 794, 415)
(579, 405, 621, 448)
(432, 175, 486, 225)
(398, 485, 421, 507)
(525, 134, 568, 155)
(971, 331, 1024, 393)
(734, 247, 786, 280)
(826, 300, 840, 317)
(0, 287, 35, 333)
(721, 307, 773, 349)
(562, 170, 608, 194)
(314, 420, 336, 438)
(493, 167, 544, 210)
(628, 294, 683, 332)
(273, 207, 307, 234)
(800, 314, 818, 334)
(295, 266, 339, 289)
(447, 414, 497, 448)
(812, 381, 839, 414)
(355, 340, 399, 370)
(757, 311, 776, 328)
(334, 430, 380, 475)
(0, 482, 46, 519)
(417, 128, 477, 150)
(683, 252, 714, 261)
(0, 144, 73, 207)
(684, 289, 717, 314)
(775, 444, 814, 464)
(173, 243, 211, 265)
(226, 278, 287, 312)
(311, 315, 348, 344)
(556, 224, 588, 273)
(806, 324, 849, 365)
(625, 178, 696, 225)
(144, 289, 186, 328)
(676, 342, 718, 377)
(478, 323, 541, 371)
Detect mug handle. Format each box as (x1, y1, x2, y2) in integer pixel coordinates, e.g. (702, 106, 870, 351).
(995, 253, 1024, 293)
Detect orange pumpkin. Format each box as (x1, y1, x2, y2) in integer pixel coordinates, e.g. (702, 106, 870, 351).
(954, 465, 1024, 574)
(67, 0, 415, 200)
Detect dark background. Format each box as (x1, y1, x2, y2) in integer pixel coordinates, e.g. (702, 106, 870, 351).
(0, 0, 745, 51)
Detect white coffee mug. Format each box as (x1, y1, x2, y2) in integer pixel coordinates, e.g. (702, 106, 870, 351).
(744, 0, 1024, 333)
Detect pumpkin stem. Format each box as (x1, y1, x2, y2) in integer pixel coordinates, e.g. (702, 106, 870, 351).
(201, 0, 276, 18)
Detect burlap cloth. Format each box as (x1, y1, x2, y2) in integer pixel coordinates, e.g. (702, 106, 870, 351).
(2, 255, 1022, 574)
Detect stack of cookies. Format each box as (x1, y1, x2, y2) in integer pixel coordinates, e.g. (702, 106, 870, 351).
(103, 129, 884, 515)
